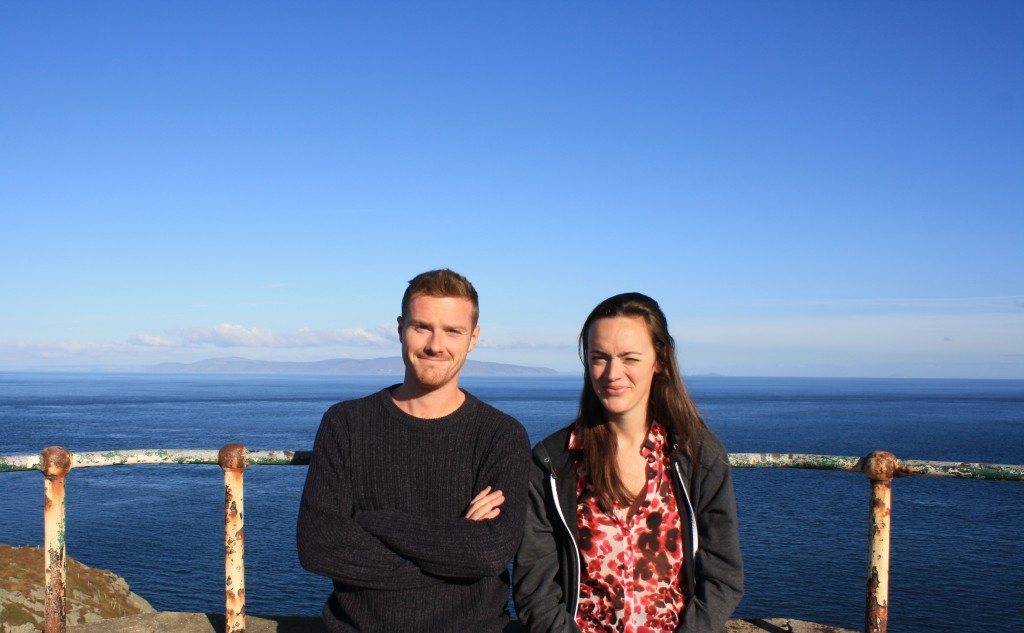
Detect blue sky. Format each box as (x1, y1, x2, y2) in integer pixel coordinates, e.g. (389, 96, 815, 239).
(2, 1, 1022, 378)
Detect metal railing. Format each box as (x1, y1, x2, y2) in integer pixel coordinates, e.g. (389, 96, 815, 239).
(2, 447, 1022, 633)
(1, 446, 311, 633)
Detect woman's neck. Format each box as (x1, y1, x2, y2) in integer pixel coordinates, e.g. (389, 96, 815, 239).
(607, 412, 650, 448)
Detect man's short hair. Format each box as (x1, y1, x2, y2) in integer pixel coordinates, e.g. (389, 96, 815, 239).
(401, 269, 480, 326)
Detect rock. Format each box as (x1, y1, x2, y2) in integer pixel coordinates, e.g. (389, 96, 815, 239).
(0, 543, 154, 632)
(729, 619, 857, 633)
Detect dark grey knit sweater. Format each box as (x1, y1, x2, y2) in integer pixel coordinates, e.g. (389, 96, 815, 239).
(297, 386, 530, 632)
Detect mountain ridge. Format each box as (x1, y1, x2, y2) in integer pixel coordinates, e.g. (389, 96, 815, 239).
(146, 356, 559, 376)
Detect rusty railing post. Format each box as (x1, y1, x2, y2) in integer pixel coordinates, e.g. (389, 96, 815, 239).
(41, 446, 72, 633)
(219, 444, 247, 633)
(862, 450, 896, 633)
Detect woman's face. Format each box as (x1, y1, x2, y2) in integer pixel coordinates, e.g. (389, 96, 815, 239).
(587, 316, 660, 424)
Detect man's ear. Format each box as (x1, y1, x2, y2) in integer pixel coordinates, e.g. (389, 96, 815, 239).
(468, 325, 480, 352)
(396, 316, 405, 341)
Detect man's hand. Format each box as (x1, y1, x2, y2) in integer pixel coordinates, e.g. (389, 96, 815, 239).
(464, 486, 505, 521)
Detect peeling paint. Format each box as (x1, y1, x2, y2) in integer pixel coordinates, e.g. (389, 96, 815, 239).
(41, 446, 71, 633)
(728, 453, 863, 472)
(863, 452, 895, 633)
(220, 444, 247, 633)
(0, 454, 40, 471)
(896, 459, 1024, 481)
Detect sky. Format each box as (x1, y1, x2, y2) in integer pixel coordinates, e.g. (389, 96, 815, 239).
(1, 1, 1022, 378)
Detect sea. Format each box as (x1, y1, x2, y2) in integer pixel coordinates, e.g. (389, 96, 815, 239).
(1, 372, 1022, 632)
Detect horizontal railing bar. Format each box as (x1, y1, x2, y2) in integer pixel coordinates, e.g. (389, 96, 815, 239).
(729, 453, 863, 472)
(247, 450, 312, 465)
(3, 449, 1022, 481)
(0, 449, 314, 472)
(894, 459, 1024, 481)
(73, 450, 221, 468)
(727, 452, 1024, 482)
(0, 454, 39, 472)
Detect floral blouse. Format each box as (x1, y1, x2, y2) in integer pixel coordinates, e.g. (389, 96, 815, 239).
(569, 422, 686, 633)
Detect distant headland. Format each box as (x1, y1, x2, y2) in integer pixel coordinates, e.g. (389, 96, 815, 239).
(146, 356, 560, 376)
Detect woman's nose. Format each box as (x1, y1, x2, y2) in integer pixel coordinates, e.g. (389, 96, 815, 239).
(605, 358, 622, 380)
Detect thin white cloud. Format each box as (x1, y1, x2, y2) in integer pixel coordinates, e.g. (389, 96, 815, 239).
(733, 295, 1024, 314)
(126, 334, 181, 348)
(0, 339, 119, 357)
(475, 336, 571, 350)
(676, 312, 1024, 355)
(128, 323, 398, 349)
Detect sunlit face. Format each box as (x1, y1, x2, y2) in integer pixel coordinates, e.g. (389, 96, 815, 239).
(398, 295, 480, 391)
(587, 316, 660, 423)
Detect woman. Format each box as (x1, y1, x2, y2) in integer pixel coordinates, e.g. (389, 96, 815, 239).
(513, 293, 743, 633)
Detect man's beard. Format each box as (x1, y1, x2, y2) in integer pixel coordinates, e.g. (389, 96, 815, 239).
(409, 354, 465, 388)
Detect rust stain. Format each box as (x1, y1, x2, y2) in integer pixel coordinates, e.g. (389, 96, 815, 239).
(225, 585, 247, 632)
(862, 450, 896, 481)
(865, 458, 893, 633)
(219, 443, 248, 471)
(220, 443, 247, 633)
(865, 602, 889, 633)
(41, 446, 72, 633)
(865, 567, 889, 633)
(41, 446, 72, 477)
(44, 546, 67, 633)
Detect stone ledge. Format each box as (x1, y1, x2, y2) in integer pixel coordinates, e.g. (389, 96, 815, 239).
(65, 613, 857, 633)
(67, 613, 321, 633)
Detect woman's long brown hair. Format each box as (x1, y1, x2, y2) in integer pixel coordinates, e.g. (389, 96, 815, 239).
(574, 292, 708, 512)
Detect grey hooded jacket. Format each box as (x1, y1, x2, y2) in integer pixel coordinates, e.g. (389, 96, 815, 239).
(512, 424, 743, 633)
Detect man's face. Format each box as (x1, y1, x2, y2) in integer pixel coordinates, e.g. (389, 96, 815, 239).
(398, 294, 480, 391)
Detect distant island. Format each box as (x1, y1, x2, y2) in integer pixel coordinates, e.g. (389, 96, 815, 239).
(146, 356, 560, 376)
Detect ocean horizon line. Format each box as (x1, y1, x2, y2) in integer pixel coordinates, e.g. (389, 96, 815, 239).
(1, 365, 1023, 383)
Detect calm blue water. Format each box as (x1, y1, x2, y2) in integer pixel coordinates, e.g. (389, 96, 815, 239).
(1, 373, 1022, 632)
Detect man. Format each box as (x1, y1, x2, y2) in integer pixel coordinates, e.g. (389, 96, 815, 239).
(297, 269, 530, 632)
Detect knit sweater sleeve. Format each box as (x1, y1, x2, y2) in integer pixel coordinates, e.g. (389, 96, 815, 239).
(355, 413, 531, 579)
(296, 406, 443, 589)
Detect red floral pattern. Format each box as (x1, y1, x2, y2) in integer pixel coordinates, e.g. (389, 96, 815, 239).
(569, 422, 685, 633)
